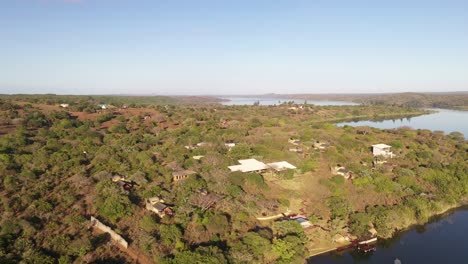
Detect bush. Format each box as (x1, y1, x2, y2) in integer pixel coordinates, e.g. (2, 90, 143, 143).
(229, 143, 253, 159)
(98, 194, 132, 223)
(299, 158, 319, 173)
(352, 176, 373, 189)
(327, 196, 352, 220)
(96, 113, 113, 123)
(349, 212, 373, 238)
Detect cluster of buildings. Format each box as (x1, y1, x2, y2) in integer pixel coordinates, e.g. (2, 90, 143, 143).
(331, 143, 396, 179)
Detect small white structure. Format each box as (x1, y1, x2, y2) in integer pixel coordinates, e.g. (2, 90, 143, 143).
(98, 104, 107, 109)
(224, 143, 236, 150)
(193, 155, 204, 160)
(289, 215, 312, 229)
(267, 161, 297, 172)
(59, 103, 69, 108)
(372, 144, 395, 158)
(228, 159, 268, 173)
(185, 142, 210, 149)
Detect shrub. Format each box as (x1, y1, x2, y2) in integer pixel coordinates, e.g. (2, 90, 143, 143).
(327, 196, 352, 220)
(98, 194, 132, 223)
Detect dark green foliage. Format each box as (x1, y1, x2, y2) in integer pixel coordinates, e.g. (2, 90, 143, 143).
(349, 212, 373, 238)
(327, 196, 352, 220)
(97, 194, 133, 223)
(299, 158, 319, 172)
(229, 143, 253, 159)
(95, 113, 113, 124)
(272, 220, 305, 240)
(169, 246, 227, 264)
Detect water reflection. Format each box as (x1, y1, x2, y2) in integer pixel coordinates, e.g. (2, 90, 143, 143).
(337, 109, 467, 136)
(310, 208, 468, 263)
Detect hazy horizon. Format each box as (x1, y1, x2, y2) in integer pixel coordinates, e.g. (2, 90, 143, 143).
(1, 0, 468, 95)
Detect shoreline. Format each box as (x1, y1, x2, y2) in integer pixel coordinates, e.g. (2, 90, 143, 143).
(306, 201, 468, 259)
(315, 111, 431, 124)
(386, 201, 468, 238)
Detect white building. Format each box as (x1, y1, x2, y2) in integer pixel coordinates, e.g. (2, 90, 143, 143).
(267, 161, 297, 172)
(228, 159, 269, 173)
(372, 144, 395, 158)
(229, 159, 296, 173)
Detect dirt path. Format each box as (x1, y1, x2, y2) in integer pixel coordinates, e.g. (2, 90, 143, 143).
(256, 209, 292, 221)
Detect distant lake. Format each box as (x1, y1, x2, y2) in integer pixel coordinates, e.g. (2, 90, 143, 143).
(309, 208, 468, 264)
(337, 108, 467, 136)
(220, 97, 358, 106)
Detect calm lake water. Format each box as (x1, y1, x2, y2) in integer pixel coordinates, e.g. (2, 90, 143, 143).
(337, 108, 468, 136)
(220, 97, 358, 106)
(309, 208, 468, 264)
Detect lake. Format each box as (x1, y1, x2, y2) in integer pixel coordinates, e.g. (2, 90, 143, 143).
(337, 108, 468, 136)
(309, 208, 468, 264)
(220, 97, 358, 106)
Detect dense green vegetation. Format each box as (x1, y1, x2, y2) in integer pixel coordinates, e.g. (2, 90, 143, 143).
(0, 96, 466, 263)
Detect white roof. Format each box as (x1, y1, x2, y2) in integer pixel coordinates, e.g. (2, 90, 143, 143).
(228, 159, 268, 172)
(229, 159, 297, 173)
(267, 161, 297, 171)
(372, 144, 392, 149)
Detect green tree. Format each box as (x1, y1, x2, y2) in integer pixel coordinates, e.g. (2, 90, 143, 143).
(98, 194, 132, 223)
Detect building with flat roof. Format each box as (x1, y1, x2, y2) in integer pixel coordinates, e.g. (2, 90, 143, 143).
(228, 159, 269, 173)
(267, 161, 297, 172)
(372, 144, 395, 158)
(229, 159, 297, 173)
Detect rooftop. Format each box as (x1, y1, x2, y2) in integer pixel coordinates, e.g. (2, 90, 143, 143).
(267, 161, 297, 171)
(228, 159, 269, 172)
(172, 170, 196, 177)
(372, 144, 392, 149)
(229, 159, 297, 173)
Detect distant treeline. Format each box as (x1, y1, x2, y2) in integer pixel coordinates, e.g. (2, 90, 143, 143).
(245, 92, 468, 110)
(0, 94, 222, 108)
(353, 93, 468, 110)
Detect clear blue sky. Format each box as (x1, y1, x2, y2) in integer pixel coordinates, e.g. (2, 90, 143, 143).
(1, 0, 467, 95)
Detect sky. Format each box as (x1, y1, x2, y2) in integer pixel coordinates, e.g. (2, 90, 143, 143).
(1, 0, 468, 95)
